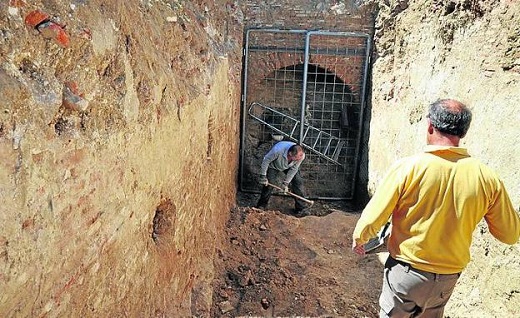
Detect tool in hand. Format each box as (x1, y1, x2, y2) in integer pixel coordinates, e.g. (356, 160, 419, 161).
(364, 222, 391, 253)
(266, 182, 314, 206)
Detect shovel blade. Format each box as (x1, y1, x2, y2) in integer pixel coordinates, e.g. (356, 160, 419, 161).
(364, 222, 391, 253)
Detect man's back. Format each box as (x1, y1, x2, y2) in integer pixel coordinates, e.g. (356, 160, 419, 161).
(352, 99, 520, 317)
(387, 145, 519, 274)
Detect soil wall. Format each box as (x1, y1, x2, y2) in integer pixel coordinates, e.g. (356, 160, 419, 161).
(368, 0, 520, 316)
(0, 0, 242, 316)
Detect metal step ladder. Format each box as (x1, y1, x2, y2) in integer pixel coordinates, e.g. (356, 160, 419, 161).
(248, 102, 345, 166)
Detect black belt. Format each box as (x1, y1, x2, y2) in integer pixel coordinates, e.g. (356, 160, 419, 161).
(386, 256, 461, 280)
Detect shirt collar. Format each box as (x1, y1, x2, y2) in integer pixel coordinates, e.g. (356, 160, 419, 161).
(423, 145, 469, 156)
(283, 147, 290, 159)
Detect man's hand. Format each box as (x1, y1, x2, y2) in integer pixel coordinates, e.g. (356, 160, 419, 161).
(282, 181, 289, 194)
(258, 175, 268, 186)
(352, 240, 366, 256)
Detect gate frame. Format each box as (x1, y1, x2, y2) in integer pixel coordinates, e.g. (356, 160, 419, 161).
(239, 28, 372, 200)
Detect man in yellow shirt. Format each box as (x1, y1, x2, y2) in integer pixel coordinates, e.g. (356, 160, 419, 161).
(352, 99, 520, 317)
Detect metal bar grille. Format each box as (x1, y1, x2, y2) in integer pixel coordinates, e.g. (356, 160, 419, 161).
(248, 102, 344, 165)
(239, 29, 370, 200)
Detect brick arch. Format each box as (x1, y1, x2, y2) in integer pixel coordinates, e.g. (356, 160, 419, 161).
(259, 62, 359, 109)
(248, 54, 364, 97)
(247, 52, 304, 85)
(247, 60, 360, 131)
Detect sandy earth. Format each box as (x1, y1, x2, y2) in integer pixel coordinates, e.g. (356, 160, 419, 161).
(211, 193, 385, 317)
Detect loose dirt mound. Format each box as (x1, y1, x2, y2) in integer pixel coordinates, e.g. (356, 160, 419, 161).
(212, 193, 520, 318)
(212, 194, 384, 317)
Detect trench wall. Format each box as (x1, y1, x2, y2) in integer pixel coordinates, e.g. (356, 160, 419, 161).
(0, 0, 242, 316)
(368, 1, 520, 316)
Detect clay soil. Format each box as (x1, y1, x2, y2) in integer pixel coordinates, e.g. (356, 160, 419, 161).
(211, 192, 384, 317)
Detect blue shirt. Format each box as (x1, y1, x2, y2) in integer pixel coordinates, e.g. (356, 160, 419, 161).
(260, 141, 305, 184)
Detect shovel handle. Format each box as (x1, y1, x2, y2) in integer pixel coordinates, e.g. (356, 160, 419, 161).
(266, 182, 314, 205)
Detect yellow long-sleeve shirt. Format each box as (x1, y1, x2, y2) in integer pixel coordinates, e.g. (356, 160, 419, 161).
(353, 145, 520, 274)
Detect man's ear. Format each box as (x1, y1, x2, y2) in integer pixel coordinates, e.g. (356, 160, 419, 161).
(427, 119, 434, 135)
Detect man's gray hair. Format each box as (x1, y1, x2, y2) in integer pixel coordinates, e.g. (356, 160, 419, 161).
(428, 99, 472, 138)
(288, 144, 303, 156)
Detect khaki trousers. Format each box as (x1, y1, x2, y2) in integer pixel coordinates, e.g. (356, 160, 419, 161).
(379, 256, 460, 318)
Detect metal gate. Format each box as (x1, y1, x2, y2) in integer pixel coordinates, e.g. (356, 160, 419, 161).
(239, 29, 371, 200)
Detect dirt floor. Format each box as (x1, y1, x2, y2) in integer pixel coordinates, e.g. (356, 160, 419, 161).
(211, 192, 385, 317)
(212, 190, 520, 318)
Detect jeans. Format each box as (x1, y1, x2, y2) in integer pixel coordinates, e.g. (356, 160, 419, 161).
(256, 168, 307, 211)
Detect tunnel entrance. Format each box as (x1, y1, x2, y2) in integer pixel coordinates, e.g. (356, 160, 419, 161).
(239, 29, 371, 199)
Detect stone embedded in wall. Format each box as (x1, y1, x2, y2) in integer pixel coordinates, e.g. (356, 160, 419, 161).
(37, 21, 70, 47)
(62, 81, 88, 112)
(24, 9, 49, 27)
(24, 9, 69, 47)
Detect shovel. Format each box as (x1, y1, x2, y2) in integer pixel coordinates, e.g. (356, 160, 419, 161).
(266, 182, 314, 206)
(364, 222, 391, 253)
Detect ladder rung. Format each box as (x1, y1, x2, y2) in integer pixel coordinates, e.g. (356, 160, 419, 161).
(311, 131, 322, 149)
(332, 140, 346, 161)
(248, 102, 345, 166)
(323, 138, 333, 156)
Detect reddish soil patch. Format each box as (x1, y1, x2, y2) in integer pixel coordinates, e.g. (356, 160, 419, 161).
(212, 193, 384, 317)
